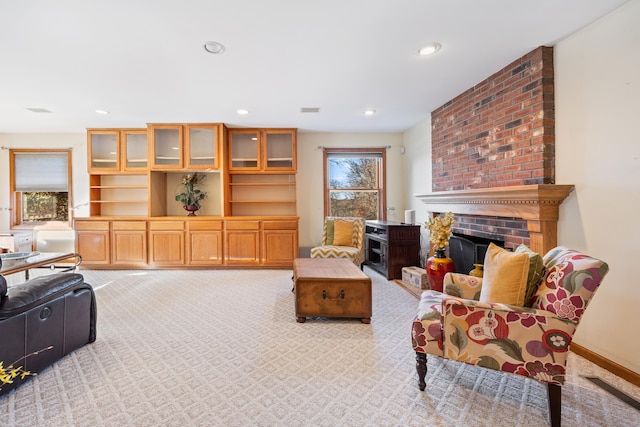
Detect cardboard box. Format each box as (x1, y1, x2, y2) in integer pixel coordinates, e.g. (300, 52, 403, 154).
(402, 266, 429, 289)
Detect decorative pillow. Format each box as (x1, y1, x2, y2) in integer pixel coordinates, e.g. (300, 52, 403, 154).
(515, 244, 545, 307)
(325, 219, 335, 245)
(479, 243, 530, 306)
(332, 219, 354, 247)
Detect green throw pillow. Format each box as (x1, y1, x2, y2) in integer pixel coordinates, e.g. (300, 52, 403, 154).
(515, 244, 545, 307)
(325, 219, 335, 245)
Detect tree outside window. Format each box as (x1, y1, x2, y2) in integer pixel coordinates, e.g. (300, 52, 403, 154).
(324, 148, 385, 219)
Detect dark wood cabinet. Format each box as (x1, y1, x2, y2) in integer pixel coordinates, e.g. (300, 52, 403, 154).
(364, 220, 421, 280)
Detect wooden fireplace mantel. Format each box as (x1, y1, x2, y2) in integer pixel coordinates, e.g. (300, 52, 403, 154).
(414, 184, 575, 254)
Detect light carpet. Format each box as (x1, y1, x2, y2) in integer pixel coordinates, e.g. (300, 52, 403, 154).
(1, 267, 639, 426)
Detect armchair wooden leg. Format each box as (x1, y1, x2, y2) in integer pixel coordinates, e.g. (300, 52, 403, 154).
(416, 352, 427, 391)
(547, 383, 561, 427)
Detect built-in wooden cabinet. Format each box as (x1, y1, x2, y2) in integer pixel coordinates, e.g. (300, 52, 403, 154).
(225, 220, 260, 266)
(112, 221, 147, 266)
(149, 123, 222, 170)
(77, 123, 298, 269)
(89, 174, 149, 217)
(75, 221, 110, 265)
(187, 221, 223, 265)
(148, 221, 185, 266)
(227, 128, 296, 172)
(226, 128, 297, 217)
(227, 174, 296, 216)
(75, 217, 298, 269)
(88, 129, 148, 172)
(262, 220, 298, 267)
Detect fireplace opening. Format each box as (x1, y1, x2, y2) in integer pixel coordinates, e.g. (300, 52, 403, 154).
(448, 233, 504, 274)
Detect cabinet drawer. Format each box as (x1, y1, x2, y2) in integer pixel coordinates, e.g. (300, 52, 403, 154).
(263, 220, 297, 230)
(189, 221, 223, 231)
(75, 221, 110, 231)
(112, 221, 147, 231)
(225, 220, 259, 230)
(149, 221, 184, 231)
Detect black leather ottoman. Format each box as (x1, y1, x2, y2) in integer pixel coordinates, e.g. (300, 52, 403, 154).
(0, 272, 97, 396)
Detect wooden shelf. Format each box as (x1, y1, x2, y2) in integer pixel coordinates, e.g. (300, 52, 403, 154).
(229, 182, 295, 187)
(230, 200, 296, 203)
(90, 185, 148, 189)
(91, 200, 148, 204)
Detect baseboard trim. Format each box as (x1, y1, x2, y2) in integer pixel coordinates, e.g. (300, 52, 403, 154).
(571, 343, 640, 387)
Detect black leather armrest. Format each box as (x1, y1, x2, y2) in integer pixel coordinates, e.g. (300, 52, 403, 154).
(0, 273, 88, 319)
(0, 275, 6, 299)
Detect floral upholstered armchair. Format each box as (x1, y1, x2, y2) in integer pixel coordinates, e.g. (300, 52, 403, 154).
(411, 245, 609, 427)
(310, 217, 366, 268)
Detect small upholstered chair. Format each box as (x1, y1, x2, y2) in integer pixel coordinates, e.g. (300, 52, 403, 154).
(310, 217, 366, 268)
(411, 245, 609, 427)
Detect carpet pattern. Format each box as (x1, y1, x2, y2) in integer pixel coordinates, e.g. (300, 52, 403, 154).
(1, 267, 639, 426)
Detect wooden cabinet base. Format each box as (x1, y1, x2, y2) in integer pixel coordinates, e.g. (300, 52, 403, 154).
(75, 217, 298, 269)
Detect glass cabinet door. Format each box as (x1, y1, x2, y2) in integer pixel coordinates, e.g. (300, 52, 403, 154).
(151, 126, 182, 168)
(264, 130, 295, 170)
(185, 125, 219, 169)
(229, 130, 260, 170)
(123, 130, 148, 170)
(88, 130, 119, 171)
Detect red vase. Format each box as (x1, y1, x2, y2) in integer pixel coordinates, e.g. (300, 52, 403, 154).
(184, 205, 199, 216)
(425, 249, 455, 293)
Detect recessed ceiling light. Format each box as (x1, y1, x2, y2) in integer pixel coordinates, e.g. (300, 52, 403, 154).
(237, 109, 249, 115)
(364, 109, 376, 116)
(417, 43, 441, 56)
(204, 41, 225, 54)
(95, 109, 110, 115)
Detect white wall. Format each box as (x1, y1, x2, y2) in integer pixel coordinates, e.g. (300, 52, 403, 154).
(402, 118, 432, 265)
(554, 0, 640, 373)
(296, 132, 404, 249)
(402, 0, 640, 374)
(0, 133, 88, 239)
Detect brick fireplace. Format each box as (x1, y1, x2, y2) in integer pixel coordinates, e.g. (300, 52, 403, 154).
(418, 46, 572, 253)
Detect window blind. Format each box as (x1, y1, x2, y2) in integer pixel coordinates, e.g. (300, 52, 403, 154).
(14, 152, 69, 192)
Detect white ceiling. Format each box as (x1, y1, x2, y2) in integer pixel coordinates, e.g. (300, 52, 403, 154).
(0, 0, 630, 134)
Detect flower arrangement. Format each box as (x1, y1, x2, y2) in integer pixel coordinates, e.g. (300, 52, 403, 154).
(0, 346, 52, 392)
(0, 361, 32, 390)
(175, 173, 207, 210)
(425, 212, 455, 252)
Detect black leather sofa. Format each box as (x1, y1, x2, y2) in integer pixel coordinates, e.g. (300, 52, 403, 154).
(0, 272, 97, 396)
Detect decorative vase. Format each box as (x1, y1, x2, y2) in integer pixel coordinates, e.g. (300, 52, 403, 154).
(184, 205, 199, 216)
(469, 263, 484, 278)
(425, 249, 455, 293)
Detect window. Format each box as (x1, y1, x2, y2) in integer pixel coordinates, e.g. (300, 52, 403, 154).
(323, 148, 386, 219)
(10, 150, 72, 226)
